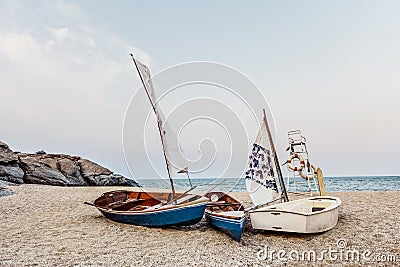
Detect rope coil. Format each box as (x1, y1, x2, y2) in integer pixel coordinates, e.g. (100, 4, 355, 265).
(298, 163, 318, 180)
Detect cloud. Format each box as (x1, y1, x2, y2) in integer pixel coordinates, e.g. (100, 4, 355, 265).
(0, 0, 150, 176)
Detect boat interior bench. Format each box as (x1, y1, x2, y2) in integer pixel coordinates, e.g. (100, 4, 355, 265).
(108, 199, 147, 210)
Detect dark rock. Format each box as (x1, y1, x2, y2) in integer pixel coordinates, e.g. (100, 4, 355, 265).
(0, 164, 24, 184)
(0, 140, 139, 187)
(0, 141, 24, 183)
(0, 178, 16, 197)
(25, 154, 87, 185)
(78, 159, 112, 178)
(0, 187, 14, 197)
(0, 141, 19, 164)
(0, 180, 17, 187)
(19, 154, 71, 186)
(58, 157, 87, 185)
(86, 174, 137, 186)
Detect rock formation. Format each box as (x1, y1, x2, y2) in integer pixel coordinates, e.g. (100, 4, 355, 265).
(0, 140, 138, 187)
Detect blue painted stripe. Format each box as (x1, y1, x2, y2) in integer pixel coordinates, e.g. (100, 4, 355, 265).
(100, 201, 207, 215)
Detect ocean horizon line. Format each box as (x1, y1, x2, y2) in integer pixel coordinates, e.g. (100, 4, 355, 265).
(132, 175, 400, 180)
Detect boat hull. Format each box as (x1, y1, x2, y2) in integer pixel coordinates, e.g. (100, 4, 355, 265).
(205, 212, 246, 241)
(249, 196, 341, 233)
(99, 201, 207, 227)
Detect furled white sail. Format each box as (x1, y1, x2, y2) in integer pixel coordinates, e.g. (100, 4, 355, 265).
(134, 59, 188, 178)
(245, 120, 278, 207)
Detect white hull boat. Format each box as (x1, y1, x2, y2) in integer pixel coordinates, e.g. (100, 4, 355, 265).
(249, 196, 341, 233)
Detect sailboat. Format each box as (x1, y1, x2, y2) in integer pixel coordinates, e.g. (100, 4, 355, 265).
(85, 190, 207, 227)
(204, 192, 246, 241)
(246, 110, 341, 233)
(84, 55, 207, 227)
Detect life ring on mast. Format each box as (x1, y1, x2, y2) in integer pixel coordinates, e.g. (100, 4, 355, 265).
(286, 153, 305, 171)
(298, 163, 318, 180)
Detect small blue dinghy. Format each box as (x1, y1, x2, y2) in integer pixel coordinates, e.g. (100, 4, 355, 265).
(205, 192, 246, 241)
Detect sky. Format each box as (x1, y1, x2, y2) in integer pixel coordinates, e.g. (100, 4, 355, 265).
(0, 0, 399, 179)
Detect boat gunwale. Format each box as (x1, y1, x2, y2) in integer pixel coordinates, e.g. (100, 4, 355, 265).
(205, 211, 246, 223)
(249, 196, 341, 216)
(96, 198, 208, 215)
(204, 209, 246, 221)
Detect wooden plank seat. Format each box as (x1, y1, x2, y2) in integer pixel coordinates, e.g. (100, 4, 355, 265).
(107, 198, 146, 210)
(206, 202, 242, 207)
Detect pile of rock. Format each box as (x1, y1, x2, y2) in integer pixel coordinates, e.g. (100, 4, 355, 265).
(0, 140, 138, 187)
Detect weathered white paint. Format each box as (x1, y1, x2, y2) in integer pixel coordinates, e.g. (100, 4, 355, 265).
(249, 196, 341, 233)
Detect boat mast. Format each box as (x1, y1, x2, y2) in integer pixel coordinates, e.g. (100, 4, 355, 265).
(262, 109, 289, 202)
(130, 54, 176, 200)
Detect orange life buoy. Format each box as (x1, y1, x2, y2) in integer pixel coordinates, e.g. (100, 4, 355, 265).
(286, 153, 305, 171)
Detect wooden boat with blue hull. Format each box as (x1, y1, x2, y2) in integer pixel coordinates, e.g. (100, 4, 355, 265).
(85, 56, 210, 228)
(205, 192, 246, 241)
(85, 190, 207, 227)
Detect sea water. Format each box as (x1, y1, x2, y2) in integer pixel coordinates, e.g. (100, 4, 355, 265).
(137, 176, 400, 192)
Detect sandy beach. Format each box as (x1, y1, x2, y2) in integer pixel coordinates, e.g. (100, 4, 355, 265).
(0, 185, 398, 266)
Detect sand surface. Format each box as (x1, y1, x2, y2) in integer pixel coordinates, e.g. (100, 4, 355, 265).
(0, 185, 398, 266)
